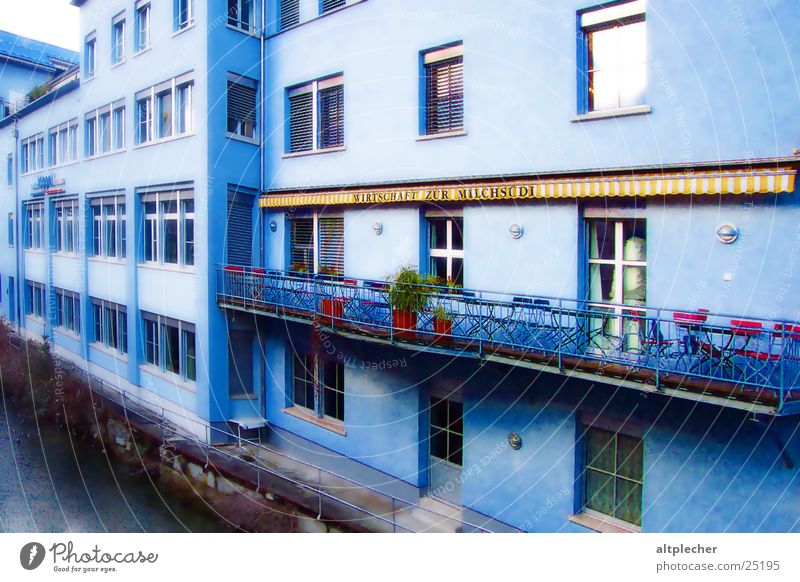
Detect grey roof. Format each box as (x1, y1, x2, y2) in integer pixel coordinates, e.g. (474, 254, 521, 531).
(0, 29, 78, 72)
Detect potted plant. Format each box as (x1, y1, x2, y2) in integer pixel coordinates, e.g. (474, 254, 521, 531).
(387, 266, 437, 340)
(432, 304, 454, 342)
(319, 266, 345, 325)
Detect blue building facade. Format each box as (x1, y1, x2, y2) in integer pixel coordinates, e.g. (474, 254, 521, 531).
(2, 0, 800, 533)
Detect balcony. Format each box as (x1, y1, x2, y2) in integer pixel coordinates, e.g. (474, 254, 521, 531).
(217, 266, 800, 416)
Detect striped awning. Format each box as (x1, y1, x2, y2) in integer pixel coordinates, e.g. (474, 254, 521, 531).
(259, 166, 797, 209)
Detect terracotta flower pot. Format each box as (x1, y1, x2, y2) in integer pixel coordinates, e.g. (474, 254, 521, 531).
(392, 309, 418, 340)
(320, 298, 345, 325)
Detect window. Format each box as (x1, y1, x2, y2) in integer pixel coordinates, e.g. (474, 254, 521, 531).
(90, 196, 126, 259)
(91, 298, 127, 354)
(429, 397, 463, 466)
(422, 43, 464, 136)
(279, 0, 299, 30)
(6, 154, 12, 186)
(135, 74, 194, 144)
(226, 192, 253, 265)
(288, 213, 343, 275)
(25, 281, 45, 319)
(25, 202, 43, 250)
(287, 75, 344, 153)
(20, 134, 45, 174)
(86, 102, 125, 156)
(55, 289, 80, 335)
(135, 1, 151, 52)
(141, 190, 194, 267)
(581, 425, 643, 527)
(8, 212, 14, 246)
(291, 350, 345, 423)
(320, 0, 346, 14)
(85, 33, 96, 78)
(48, 120, 78, 167)
(428, 215, 463, 286)
(580, 0, 646, 113)
(141, 312, 196, 382)
(175, 0, 194, 31)
(587, 217, 646, 350)
(228, 331, 254, 398)
(112, 14, 126, 64)
(227, 74, 257, 139)
(54, 199, 79, 254)
(228, 0, 253, 31)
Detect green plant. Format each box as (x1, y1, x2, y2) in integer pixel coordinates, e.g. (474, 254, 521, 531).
(319, 265, 343, 278)
(387, 266, 437, 313)
(433, 304, 453, 322)
(290, 261, 309, 273)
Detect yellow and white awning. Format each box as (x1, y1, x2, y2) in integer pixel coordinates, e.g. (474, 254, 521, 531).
(259, 165, 797, 209)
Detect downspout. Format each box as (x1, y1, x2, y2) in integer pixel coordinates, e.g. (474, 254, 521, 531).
(259, 0, 267, 422)
(13, 118, 21, 330)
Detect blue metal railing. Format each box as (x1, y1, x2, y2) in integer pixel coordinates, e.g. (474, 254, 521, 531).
(216, 265, 800, 408)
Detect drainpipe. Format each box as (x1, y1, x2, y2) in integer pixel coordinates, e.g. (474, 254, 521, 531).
(12, 118, 21, 330)
(259, 0, 266, 268)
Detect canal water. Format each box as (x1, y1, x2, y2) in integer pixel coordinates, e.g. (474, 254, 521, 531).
(0, 401, 234, 533)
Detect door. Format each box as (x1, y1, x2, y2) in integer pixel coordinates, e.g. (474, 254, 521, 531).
(8, 276, 14, 323)
(428, 396, 463, 505)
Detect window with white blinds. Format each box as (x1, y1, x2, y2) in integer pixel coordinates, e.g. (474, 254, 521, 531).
(289, 214, 344, 275)
(289, 216, 314, 272)
(318, 216, 344, 275)
(287, 76, 344, 154)
(279, 0, 299, 30)
(423, 44, 464, 135)
(321, 0, 346, 14)
(227, 75, 257, 139)
(226, 193, 253, 265)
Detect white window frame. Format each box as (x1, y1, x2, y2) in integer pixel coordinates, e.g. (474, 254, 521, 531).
(91, 298, 128, 355)
(55, 288, 81, 335)
(85, 32, 96, 79)
(112, 12, 126, 65)
(48, 120, 77, 167)
(54, 199, 79, 255)
(86, 101, 125, 157)
(228, 0, 254, 32)
(175, 0, 194, 31)
(227, 73, 257, 140)
(25, 202, 44, 250)
(135, 74, 194, 145)
(286, 75, 344, 154)
(25, 280, 45, 320)
(90, 195, 126, 260)
(288, 212, 343, 275)
(20, 134, 45, 174)
(135, 1, 151, 52)
(141, 311, 196, 382)
(141, 190, 194, 267)
(427, 213, 464, 285)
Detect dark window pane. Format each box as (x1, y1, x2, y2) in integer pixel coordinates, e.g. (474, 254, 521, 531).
(164, 323, 180, 374)
(430, 398, 447, 429)
(615, 478, 642, 526)
(429, 219, 447, 250)
(585, 468, 615, 516)
(163, 218, 178, 264)
(617, 433, 643, 481)
(451, 218, 463, 250)
(449, 433, 463, 466)
(589, 220, 615, 260)
(585, 427, 615, 473)
(430, 427, 447, 460)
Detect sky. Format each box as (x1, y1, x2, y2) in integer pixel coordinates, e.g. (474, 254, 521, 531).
(0, 0, 80, 51)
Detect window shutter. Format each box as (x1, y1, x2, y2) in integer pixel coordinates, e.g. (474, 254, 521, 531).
(318, 216, 344, 275)
(226, 195, 253, 266)
(289, 92, 313, 153)
(321, 0, 346, 13)
(426, 56, 464, 134)
(318, 85, 344, 149)
(227, 80, 257, 127)
(290, 217, 314, 272)
(280, 0, 300, 29)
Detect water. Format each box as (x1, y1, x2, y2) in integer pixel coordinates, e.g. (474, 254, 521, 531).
(0, 400, 234, 533)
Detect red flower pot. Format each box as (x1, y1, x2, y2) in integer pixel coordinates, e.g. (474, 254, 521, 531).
(392, 309, 418, 340)
(433, 317, 453, 343)
(320, 298, 345, 325)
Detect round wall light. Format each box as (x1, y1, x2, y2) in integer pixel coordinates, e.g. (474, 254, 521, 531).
(373, 222, 383, 236)
(269, 220, 278, 233)
(508, 432, 522, 450)
(509, 224, 524, 239)
(716, 223, 738, 244)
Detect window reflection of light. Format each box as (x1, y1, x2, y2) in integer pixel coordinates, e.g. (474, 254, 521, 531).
(589, 20, 646, 111)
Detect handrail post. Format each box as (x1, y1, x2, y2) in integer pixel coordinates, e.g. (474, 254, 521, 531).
(557, 298, 563, 370)
(655, 308, 661, 389)
(478, 291, 484, 358)
(780, 324, 786, 412)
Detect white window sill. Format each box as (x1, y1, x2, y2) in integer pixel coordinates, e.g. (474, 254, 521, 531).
(21, 169, 47, 177)
(140, 364, 195, 392)
(48, 160, 80, 170)
(133, 131, 195, 150)
(416, 129, 467, 142)
(86, 148, 126, 161)
(568, 512, 640, 533)
(225, 23, 259, 37)
(572, 105, 652, 123)
(172, 22, 195, 38)
(230, 393, 258, 401)
(138, 262, 196, 274)
(133, 46, 151, 58)
(226, 132, 259, 145)
(25, 315, 45, 324)
(91, 342, 128, 362)
(282, 406, 346, 436)
(111, 59, 126, 69)
(88, 256, 126, 265)
(84, 75, 96, 83)
(282, 146, 345, 159)
(52, 252, 80, 259)
(24, 248, 45, 255)
(54, 327, 81, 341)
